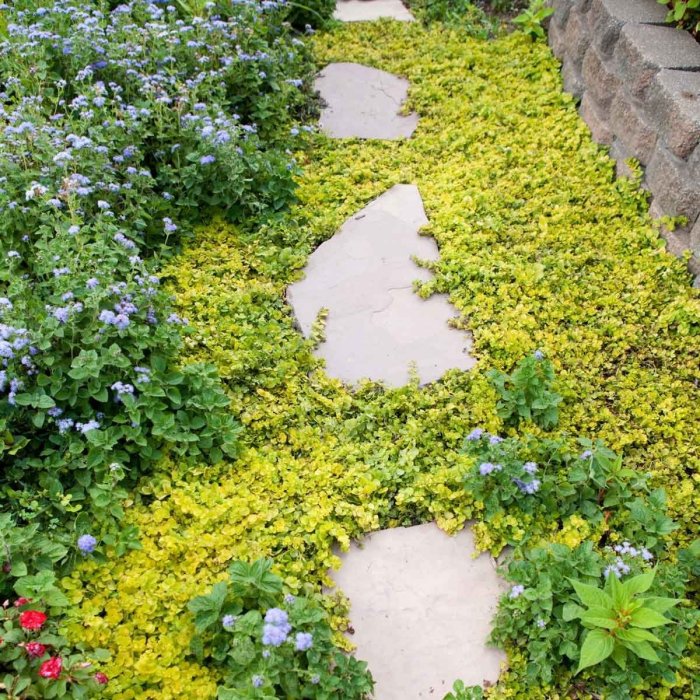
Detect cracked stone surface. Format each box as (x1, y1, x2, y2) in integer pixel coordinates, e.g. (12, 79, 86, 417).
(334, 0, 414, 22)
(287, 184, 475, 386)
(330, 523, 506, 699)
(314, 63, 419, 140)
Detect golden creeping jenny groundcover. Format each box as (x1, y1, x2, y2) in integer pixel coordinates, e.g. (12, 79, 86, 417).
(66, 20, 700, 699)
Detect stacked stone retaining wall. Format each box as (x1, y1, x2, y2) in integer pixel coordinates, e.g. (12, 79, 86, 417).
(547, 0, 700, 280)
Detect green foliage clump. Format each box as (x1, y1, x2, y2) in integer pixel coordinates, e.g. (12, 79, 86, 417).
(513, 0, 554, 40)
(659, 0, 700, 36)
(189, 560, 374, 699)
(488, 352, 562, 429)
(407, 0, 500, 36)
(65, 19, 700, 700)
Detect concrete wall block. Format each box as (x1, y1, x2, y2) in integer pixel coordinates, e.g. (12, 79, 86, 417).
(646, 145, 700, 222)
(614, 25, 700, 101)
(548, 18, 568, 61)
(562, 57, 585, 99)
(582, 45, 621, 111)
(589, 0, 667, 58)
(548, 0, 575, 29)
(564, 8, 593, 70)
(610, 137, 638, 179)
(580, 92, 614, 145)
(647, 70, 700, 161)
(609, 93, 657, 165)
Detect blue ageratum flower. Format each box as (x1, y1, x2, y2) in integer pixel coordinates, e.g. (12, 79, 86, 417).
(77, 534, 97, 554)
(294, 632, 313, 651)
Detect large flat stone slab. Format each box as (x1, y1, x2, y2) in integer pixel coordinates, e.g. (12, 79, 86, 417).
(315, 63, 418, 140)
(331, 523, 506, 699)
(287, 185, 475, 386)
(334, 0, 415, 22)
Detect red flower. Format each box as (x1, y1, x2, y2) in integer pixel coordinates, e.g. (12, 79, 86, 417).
(25, 641, 47, 658)
(14, 597, 31, 607)
(19, 610, 47, 631)
(94, 672, 109, 685)
(39, 656, 63, 680)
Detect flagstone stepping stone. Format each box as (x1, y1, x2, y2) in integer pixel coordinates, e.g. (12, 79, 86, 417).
(287, 184, 475, 386)
(334, 0, 415, 22)
(330, 523, 506, 699)
(315, 63, 419, 140)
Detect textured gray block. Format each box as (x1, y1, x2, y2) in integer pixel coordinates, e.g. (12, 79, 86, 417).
(691, 216, 700, 255)
(609, 94, 657, 164)
(610, 137, 638, 179)
(549, 0, 574, 29)
(589, 0, 667, 57)
(582, 45, 621, 111)
(614, 25, 700, 100)
(565, 8, 593, 69)
(648, 70, 700, 160)
(562, 57, 585, 98)
(580, 92, 614, 145)
(646, 145, 700, 222)
(548, 17, 567, 61)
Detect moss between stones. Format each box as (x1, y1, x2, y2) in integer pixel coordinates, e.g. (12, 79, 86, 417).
(67, 21, 699, 699)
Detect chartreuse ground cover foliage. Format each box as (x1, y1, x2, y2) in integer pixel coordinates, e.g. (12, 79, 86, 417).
(63, 17, 700, 700)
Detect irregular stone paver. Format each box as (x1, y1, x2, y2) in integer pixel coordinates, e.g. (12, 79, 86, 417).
(330, 523, 506, 699)
(334, 0, 414, 22)
(287, 184, 475, 386)
(315, 63, 418, 140)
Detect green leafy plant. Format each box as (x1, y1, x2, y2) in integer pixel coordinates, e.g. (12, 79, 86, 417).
(512, 0, 554, 39)
(0, 597, 110, 699)
(569, 569, 679, 673)
(658, 0, 700, 35)
(443, 680, 484, 700)
(487, 352, 562, 429)
(491, 542, 699, 696)
(188, 559, 374, 699)
(407, 0, 500, 37)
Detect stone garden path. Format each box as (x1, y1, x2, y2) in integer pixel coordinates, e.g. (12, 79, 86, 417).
(288, 4, 505, 697)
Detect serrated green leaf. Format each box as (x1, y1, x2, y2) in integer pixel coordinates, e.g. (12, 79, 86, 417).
(576, 629, 614, 673)
(629, 607, 672, 629)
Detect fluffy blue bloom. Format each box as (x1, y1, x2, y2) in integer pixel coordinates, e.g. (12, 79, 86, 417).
(479, 462, 502, 476)
(294, 632, 313, 651)
(264, 608, 288, 627)
(86, 277, 99, 289)
(523, 462, 538, 474)
(56, 418, 75, 434)
(76, 419, 100, 434)
(77, 534, 97, 554)
(199, 155, 216, 165)
(509, 584, 525, 599)
(262, 623, 288, 646)
(252, 676, 264, 688)
(534, 349, 544, 360)
(488, 435, 503, 445)
(465, 428, 483, 441)
(222, 614, 236, 630)
(579, 450, 593, 460)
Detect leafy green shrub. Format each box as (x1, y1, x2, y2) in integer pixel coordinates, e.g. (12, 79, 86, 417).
(407, 0, 500, 36)
(487, 352, 562, 429)
(571, 568, 680, 673)
(0, 597, 110, 698)
(461, 433, 656, 546)
(658, 0, 700, 35)
(285, 0, 336, 30)
(188, 559, 374, 699)
(443, 680, 484, 699)
(512, 0, 554, 39)
(490, 541, 699, 698)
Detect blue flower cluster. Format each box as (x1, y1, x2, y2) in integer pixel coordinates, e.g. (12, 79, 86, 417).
(262, 608, 292, 647)
(604, 541, 654, 579)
